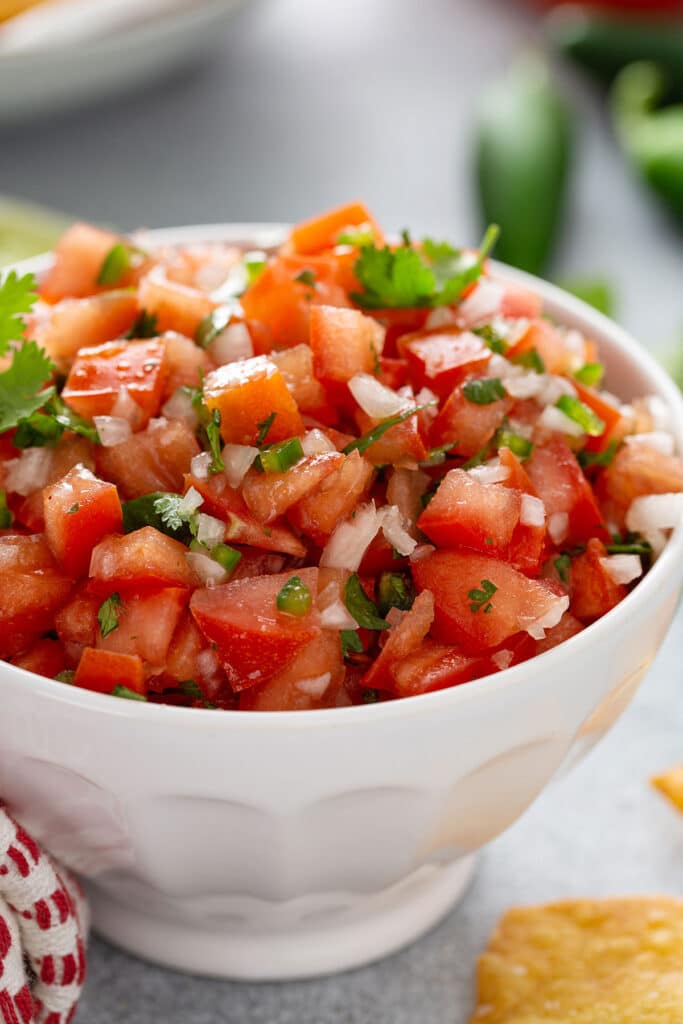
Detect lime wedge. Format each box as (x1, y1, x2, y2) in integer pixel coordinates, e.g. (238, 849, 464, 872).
(0, 195, 70, 266)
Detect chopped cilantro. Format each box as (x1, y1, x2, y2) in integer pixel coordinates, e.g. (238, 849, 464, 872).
(97, 243, 132, 286)
(179, 679, 217, 709)
(0, 271, 37, 355)
(512, 348, 545, 374)
(0, 489, 12, 528)
(55, 669, 76, 685)
(363, 688, 380, 703)
(205, 409, 225, 473)
(66, 503, 80, 515)
(12, 392, 99, 448)
(462, 377, 505, 405)
(577, 439, 620, 469)
(345, 573, 389, 630)
(607, 531, 652, 557)
(256, 411, 276, 446)
(343, 401, 436, 456)
(112, 685, 147, 702)
(422, 442, 458, 466)
(294, 269, 316, 287)
(377, 572, 414, 616)
(124, 309, 158, 339)
(468, 579, 497, 614)
(0, 341, 54, 435)
(474, 323, 508, 354)
(554, 554, 572, 584)
(340, 629, 363, 658)
(195, 307, 231, 349)
(98, 593, 122, 639)
(555, 395, 605, 437)
(122, 491, 196, 542)
(573, 362, 604, 388)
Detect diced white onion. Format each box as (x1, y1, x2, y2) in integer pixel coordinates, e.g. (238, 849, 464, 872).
(599, 554, 643, 586)
(457, 280, 504, 328)
(503, 372, 544, 400)
(523, 594, 570, 640)
(468, 460, 510, 485)
(643, 395, 671, 432)
(410, 543, 436, 562)
(196, 513, 226, 548)
(537, 405, 585, 438)
(348, 373, 406, 419)
(424, 306, 457, 330)
(301, 429, 336, 456)
(93, 415, 132, 447)
(320, 599, 357, 630)
(624, 432, 675, 456)
(162, 387, 199, 428)
(196, 647, 222, 680)
(186, 551, 228, 587)
(320, 501, 384, 571)
(3, 448, 52, 496)
(209, 321, 254, 365)
(385, 606, 407, 628)
(180, 486, 204, 514)
(537, 375, 576, 406)
(491, 649, 513, 671)
(416, 386, 439, 407)
(380, 504, 417, 556)
(626, 492, 683, 536)
(296, 672, 331, 697)
(222, 444, 259, 488)
(190, 451, 212, 480)
(548, 512, 569, 545)
(520, 494, 545, 528)
(111, 386, 144, 426)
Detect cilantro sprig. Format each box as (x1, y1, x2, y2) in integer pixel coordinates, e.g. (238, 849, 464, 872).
(0, 341, 55, 435)
(468, 579, 497, 614)
(98, 593, 122, 639)
(344, 574, 389, 631)
(0, 271, 38, 355)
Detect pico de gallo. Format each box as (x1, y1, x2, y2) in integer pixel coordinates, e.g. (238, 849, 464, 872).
(2, 201, 683, 711)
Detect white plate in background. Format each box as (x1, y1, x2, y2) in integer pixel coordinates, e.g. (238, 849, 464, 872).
(0, 0, 252, 123)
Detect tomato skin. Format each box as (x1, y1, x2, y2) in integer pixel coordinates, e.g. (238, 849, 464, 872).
(11, 638, 68, 679)
(403, 330, 490, 398)
(39, 223, 135, 302)
(138, 266, 216, 338)
(55, 584, 99, 663)
(89, 527, 194, 591)
(595, 442, 683, 531)
(190, 568, 322, 690)
(412, 548, 564, 653)
(97, 587, 188, 671)
(203, 355, 304, 446)
(388, 639, 490, 698)
(361, 591, 435, 690)
(271, 344, 331, 421)
(290, 201, 383, 254)
(535, 611, 584, 655)
(241, 452, 343, 523)
(287, 450, 374, 546)
(499, 447, 537, 495)
(28, 291, 139, 367)
(570, 539, 627, 623)
(418, 468, 522, 556)
(430, 385, 510, 457)
(97, 418, 200, 501)
(310, 306, 385, 395)
(526, 437, 610, 545)
(499, 284, 543, 320)
(73, 647, 145, 696)
(62, 339, 169, 424)
(0, 535, 73, 658)
(43, 464, 122, 578)
(239, 630, 344, 711)
(378, 357, 409, 391)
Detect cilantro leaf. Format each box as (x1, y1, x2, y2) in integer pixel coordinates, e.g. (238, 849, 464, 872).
(462, 377, 506, 405)
(352, 244, 435, 309)
(344, 574, 389, 631)
(97, 243, 131, 286)
(98, 593, 122, 638)
(124, 309, 158, 340)
(256, 411, 276, 446)
(112, 685, 147, 701)
(122, 491, 196, 543)
(12, 393, 99, 448)
(294, 269, 316, 287)
(0, 271, 38, 355)
(0, 342, 54, 434)
(468, 579, 497, 614)
(153, 493, 199, 537)
(340, 629, 363, 658)
(343, 401, 436, 456)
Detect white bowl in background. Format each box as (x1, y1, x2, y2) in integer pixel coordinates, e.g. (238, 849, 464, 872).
(1, 225, 683, 980)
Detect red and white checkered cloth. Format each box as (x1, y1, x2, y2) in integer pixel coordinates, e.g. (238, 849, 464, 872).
(0, 805, 89, 1024)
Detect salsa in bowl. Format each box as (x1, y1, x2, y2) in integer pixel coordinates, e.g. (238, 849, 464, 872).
(2, 201, 683, 712)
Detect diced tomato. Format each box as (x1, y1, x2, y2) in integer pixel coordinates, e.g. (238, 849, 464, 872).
(89, 527, 194, 591)
(412, 548, 566, 653)
(241, 452, 343, 523)
(499, 284, 543, 320)
(358, 533, 408, 576)
(310, 306, 385, 403)
(499, 447, 537, 495)
(271, 344, 331, 421)
(570, 539, 627, 624)
(0, 535, 73, 658)
(162, 331, 212, 397)
(203, 355, 304, 446)
(73, 647, 145, 696)
(290, 201, 383, 254)
(388, 639, 490, 698)
(526, 437, 610, 544)
(28, 291, 139, 366)
(43, 464, 122, 578)
(418, 469, 522, 556)
(374, 307, 431, 357)
(62, 339, 169, 423)
(239, 630, 344, 710)
(535, 611, 584, 655)
(595, 442, 683, 531)
(403, 330, 490, 398)
(507, 319, 576, 375)
(430, 384, 510, 457)
(11, 638, 68, 679)
(574, 381, 627, 455)
(55, 584, 99, 662)
(186, 473, 307, 557)
(97, 418, 200, 500)
(287, 450, 374, 545)
(241, 254, 351, 349)
(137, 266, 216, 338)
(97, 587, 188, 670)
(190, 568, 321, 690)
(354, 403, 428, 466)
(378, 357, 409, 391)
(361, 590, 435, 690)
(39, 223, 135, 302)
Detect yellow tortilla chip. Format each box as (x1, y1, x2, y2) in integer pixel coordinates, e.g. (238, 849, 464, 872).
(471, 898, 683, 1023)
(652, 764, 683, 814)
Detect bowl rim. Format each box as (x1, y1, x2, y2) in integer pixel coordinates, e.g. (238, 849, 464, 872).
(4, 221, 683, 730)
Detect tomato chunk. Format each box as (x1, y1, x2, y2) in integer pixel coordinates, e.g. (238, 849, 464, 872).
(241, 451, 343, 523)
(0, 535, 73, 658)
(418, 469, 522, 555)
(62, 338, 169, 423)
(310, 305, 385, 389)
(203, 355, 304, 446)
(570, 539, 627, 624)
(389, 640, 490, 698)
(535, 611, 584, 655)
(526, 437, 609, 544)
(403, 330, 490, 398)
(596, 442, 683, 531)
(39, 223, 134, 302)
(287, 450, 374, 545)
(29, 291, 139, 366)
(290, 201, 382, 254)
(362, 591, 435, 690)
(73, 647, 145, 696)
(97, 418, 200, 501)
(412, 548, 567, 653)
(97, 587, 188, 671)
(43, 464, 122, 578)
(271, 344, 331, 420)
(89, 527, 193, 590)
(137, 266, 216, 338)
(190, 568, 321, 690)
(239, 631, 344, 710)
(11, 638, 68, 679)
(430, 384, 510, 458)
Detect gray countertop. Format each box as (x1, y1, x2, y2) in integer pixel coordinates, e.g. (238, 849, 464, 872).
(2, 0, 682, 1020)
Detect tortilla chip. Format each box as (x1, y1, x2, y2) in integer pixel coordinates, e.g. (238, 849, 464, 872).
(471, 898, 683, 1023)
(652, 764, 683, 814)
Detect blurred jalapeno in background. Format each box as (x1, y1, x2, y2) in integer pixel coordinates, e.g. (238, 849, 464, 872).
(611, 61, 683, 221)
(474, 55, 573, 275)
(547, 4, 683, 97)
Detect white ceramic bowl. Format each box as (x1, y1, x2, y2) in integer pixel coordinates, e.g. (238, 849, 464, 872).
(2, 226, 683, 980)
